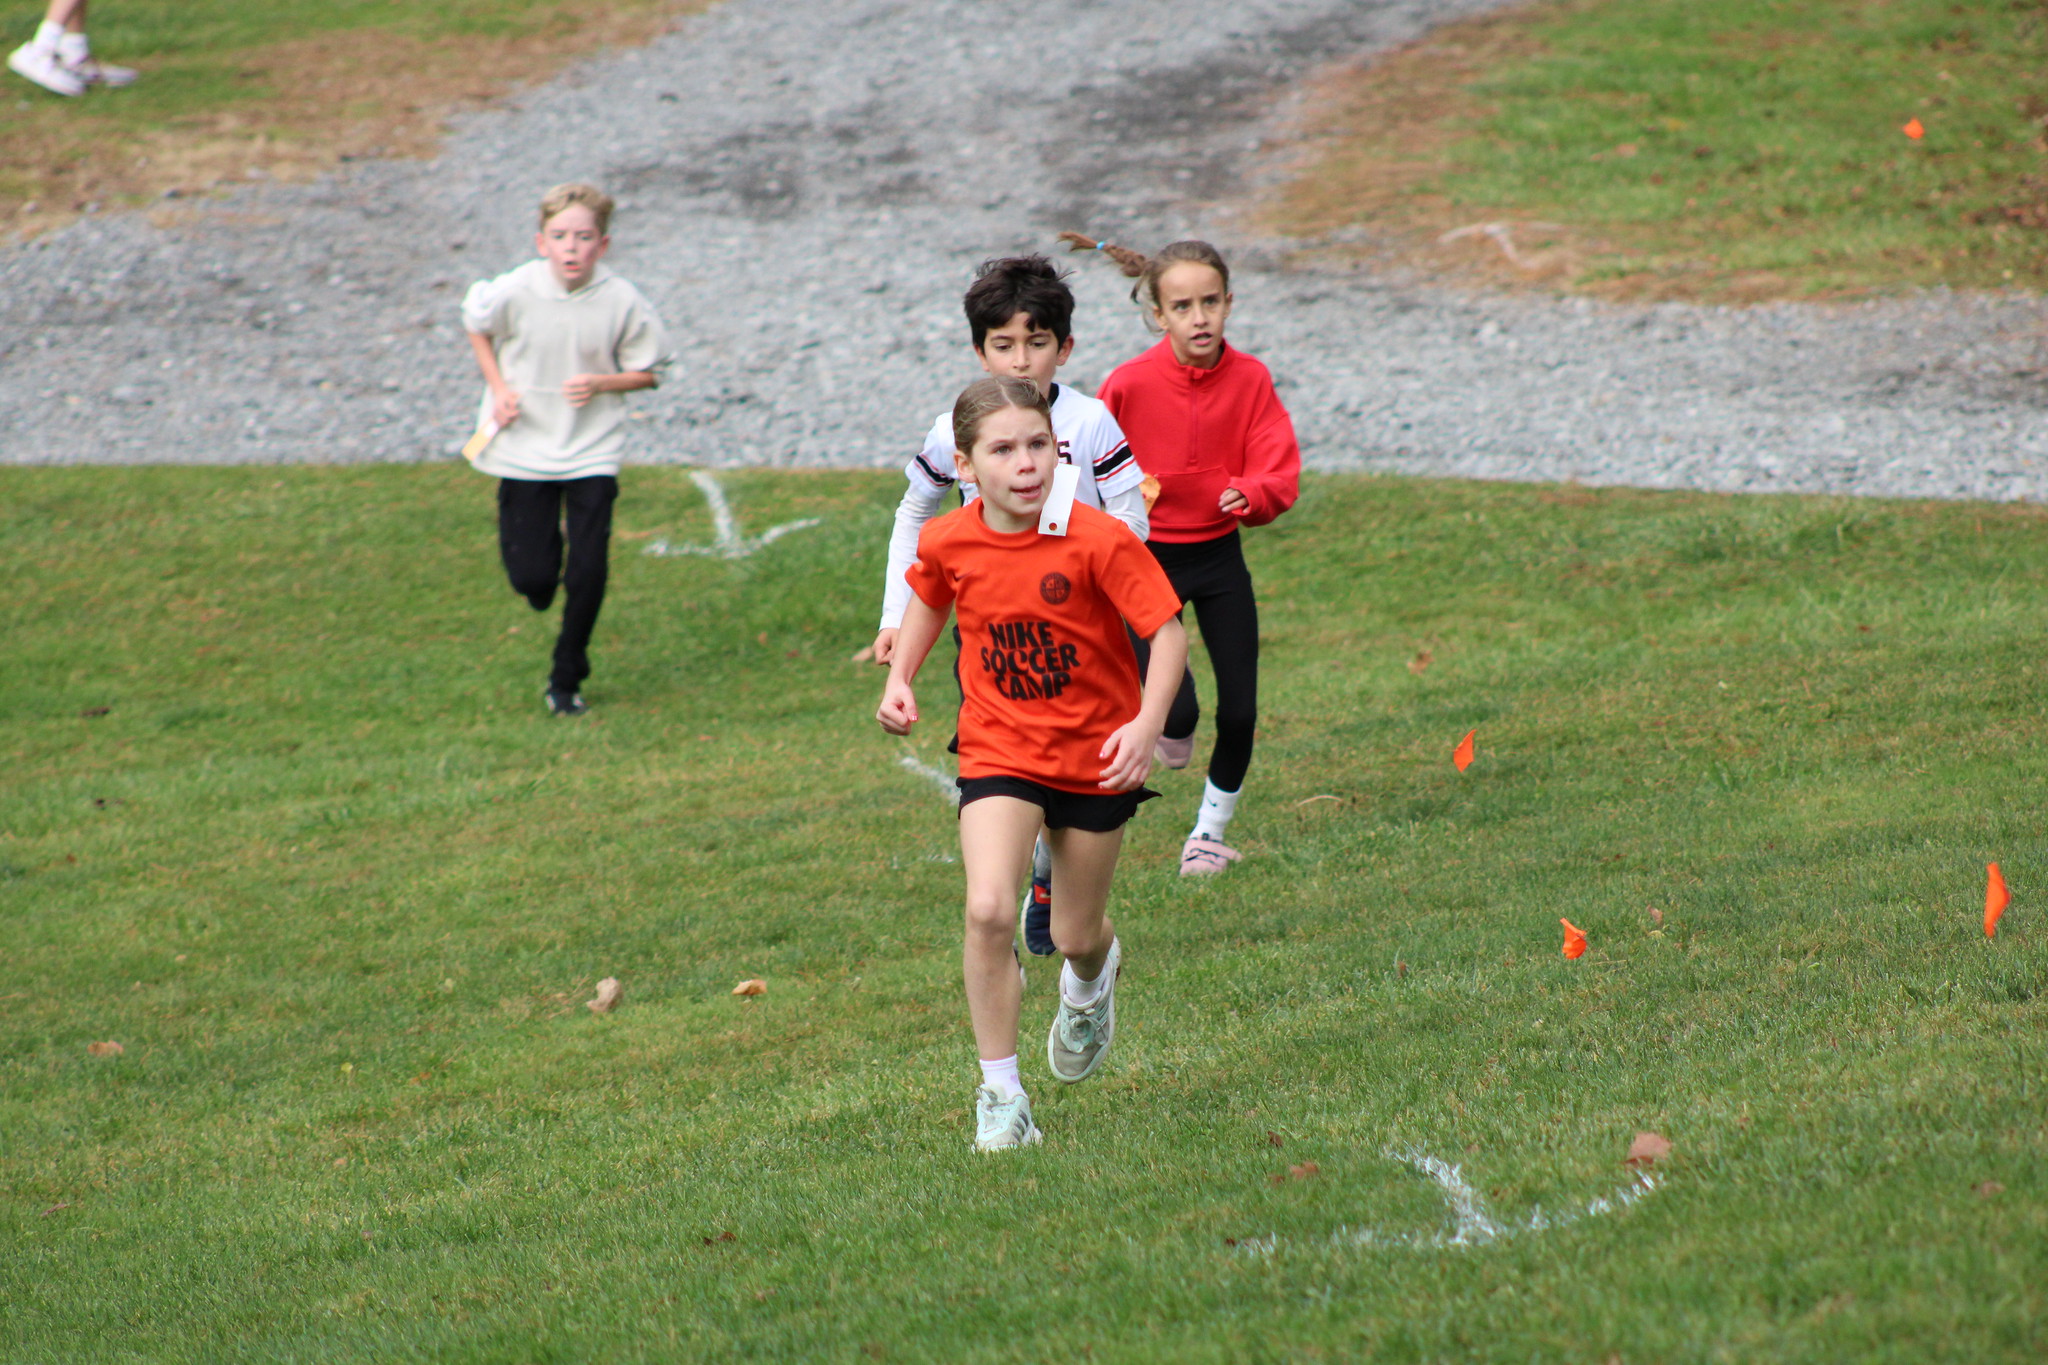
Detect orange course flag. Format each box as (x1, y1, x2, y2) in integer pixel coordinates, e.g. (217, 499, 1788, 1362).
(1985, 863, 2010, 939)
(1453, 729, 1476, 773)
(1561, 918, 1588, 960)
(1903, 117, 1925, 140)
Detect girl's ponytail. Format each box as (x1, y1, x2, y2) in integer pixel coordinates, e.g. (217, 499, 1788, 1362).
(1057, 231, 1152, 281)
(1059, 232, 1231, 308)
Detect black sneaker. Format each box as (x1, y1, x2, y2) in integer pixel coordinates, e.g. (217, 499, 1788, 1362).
(543, 688, 587, 716)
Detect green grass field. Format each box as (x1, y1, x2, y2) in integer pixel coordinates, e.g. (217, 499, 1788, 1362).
(4, 465, 2045, 1362)
(1279, 0, 2048, 299)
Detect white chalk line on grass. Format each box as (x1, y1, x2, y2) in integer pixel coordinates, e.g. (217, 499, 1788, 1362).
(644, 470, 822, 559)
(1236, 1148, 1662, 1257)
(898, 753, 960, 807)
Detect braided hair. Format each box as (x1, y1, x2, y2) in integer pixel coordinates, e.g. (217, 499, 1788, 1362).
(1057, 232, 1231, 309)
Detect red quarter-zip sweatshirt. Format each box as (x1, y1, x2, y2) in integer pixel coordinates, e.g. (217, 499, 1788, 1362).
(1095, 339, 1300, 544)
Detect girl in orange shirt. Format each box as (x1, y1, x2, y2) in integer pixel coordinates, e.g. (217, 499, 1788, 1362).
(877, 376, 1188, 1153)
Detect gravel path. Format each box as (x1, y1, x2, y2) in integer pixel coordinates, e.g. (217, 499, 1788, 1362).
(3, 0, 2045, 502)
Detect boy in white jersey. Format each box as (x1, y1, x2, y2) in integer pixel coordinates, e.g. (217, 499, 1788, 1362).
(461, 182, 675, 716)
(872, 255, 1148, 957)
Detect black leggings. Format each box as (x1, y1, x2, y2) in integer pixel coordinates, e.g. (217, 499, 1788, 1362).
(1137, 530, 1259, 793)
(497, 475, 617, 693)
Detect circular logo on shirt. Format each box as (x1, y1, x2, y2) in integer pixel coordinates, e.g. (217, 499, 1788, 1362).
(1039, 572, 1071, 605)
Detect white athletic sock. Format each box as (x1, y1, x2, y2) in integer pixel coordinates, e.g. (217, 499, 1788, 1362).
(34, 20, 65, 51)
(1191, 779, 1241, 842)
(1060, 947, 1114, 1007)
(56, 30, 87, 64)
(978, 1055, 1023, 1100)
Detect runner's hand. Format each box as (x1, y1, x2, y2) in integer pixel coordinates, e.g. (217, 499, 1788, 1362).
(876, 680, 919, 735)
(1097, 719, 1158, 792)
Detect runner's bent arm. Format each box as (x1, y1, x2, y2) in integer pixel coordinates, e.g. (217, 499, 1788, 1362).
(877, 593, 948, 735)
(874, 477, 949, 662)
(1098, 615, 1188, 791)
(466, 331, 519, 428)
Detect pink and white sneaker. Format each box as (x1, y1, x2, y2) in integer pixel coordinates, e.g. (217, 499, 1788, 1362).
(8, 43, 85, 96)
(65, 55, 137, 87)
(1179, 834, 1242, 877)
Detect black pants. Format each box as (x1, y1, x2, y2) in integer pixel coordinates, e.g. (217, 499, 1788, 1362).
(497, 476, 617, 693)
(1136, 529, 1259, 793)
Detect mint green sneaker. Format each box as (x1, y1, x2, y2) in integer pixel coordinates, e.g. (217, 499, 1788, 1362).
(1047, 937, 1121, 1083)
(972, 1085, 1042, 1153)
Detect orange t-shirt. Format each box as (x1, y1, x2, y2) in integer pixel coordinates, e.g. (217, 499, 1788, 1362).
(907, 501, 1182, 793)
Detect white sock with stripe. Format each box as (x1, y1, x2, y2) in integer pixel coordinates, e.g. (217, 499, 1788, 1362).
(978, 1055, 1022, 1100)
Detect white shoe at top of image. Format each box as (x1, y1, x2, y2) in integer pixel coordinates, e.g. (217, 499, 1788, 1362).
(8, 42, 85, 96)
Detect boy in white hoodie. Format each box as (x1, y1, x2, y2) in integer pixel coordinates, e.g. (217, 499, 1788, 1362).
(462, 182, 674, 716)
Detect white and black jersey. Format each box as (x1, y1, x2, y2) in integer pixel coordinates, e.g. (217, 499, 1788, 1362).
(879, 383, 1148, 629)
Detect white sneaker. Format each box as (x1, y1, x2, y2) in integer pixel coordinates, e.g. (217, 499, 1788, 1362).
(1047, 937, 1120, 1083)
(972, 1085, 1041, 1153)
(8, 43, 85, 96)
(64, 55, 137, 87)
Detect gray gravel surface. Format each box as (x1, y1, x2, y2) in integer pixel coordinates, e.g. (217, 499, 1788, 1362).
(3, 0, 2045, 501)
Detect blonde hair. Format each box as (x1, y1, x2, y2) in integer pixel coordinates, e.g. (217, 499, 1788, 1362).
(538, 182, 614, 234)
(1057, 232, 1230, 308)
(952, 376, 1051, 456)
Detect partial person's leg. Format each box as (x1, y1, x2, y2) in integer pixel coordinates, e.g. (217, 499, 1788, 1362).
(553, 476, 617, 693)
(1045, 826, 1121, 979)
(497, 479, 564, 610)
(959, 796, 1042, 1066)
(1190, 559, 1259, 794)
(1045, 823, 1126, 1082)
(1174, 535, 1258, 871)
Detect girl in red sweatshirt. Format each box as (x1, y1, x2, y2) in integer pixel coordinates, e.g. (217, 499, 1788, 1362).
(1063, 234, 1301, 875)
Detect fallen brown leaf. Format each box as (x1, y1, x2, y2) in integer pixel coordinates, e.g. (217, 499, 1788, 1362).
(701, 1230, 737, 1245)
(1397, 959, 1409, 978)
(1408, 650, 1434, 674)
(1267, 1132, 1284, 1147)
(587, 977, 623, 1013)
(1289, 1162, 1321, 1180)
(733, 979, 767, 997)
(1625, 1131, 1673, 1168)
(86, 1040, 123, 1058)
(39, 1202, 73, 1217)
(1648, 905, 1664, 927)
(1976, 1180, 2005, 1198)
(79, 706, 110, 718)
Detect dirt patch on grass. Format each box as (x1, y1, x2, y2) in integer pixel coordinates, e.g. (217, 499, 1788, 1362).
(1254, 6, 1609, 292)
(1255, 0, 2048, 303)
(5, 2, 712, 243)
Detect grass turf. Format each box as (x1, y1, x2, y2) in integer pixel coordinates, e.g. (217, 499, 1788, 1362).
(3, 464, 2045, 1361)
(1271, 0, 2048, 300)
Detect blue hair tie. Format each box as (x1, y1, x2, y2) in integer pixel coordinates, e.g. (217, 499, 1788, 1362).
(1097, 241, 1107, 250)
